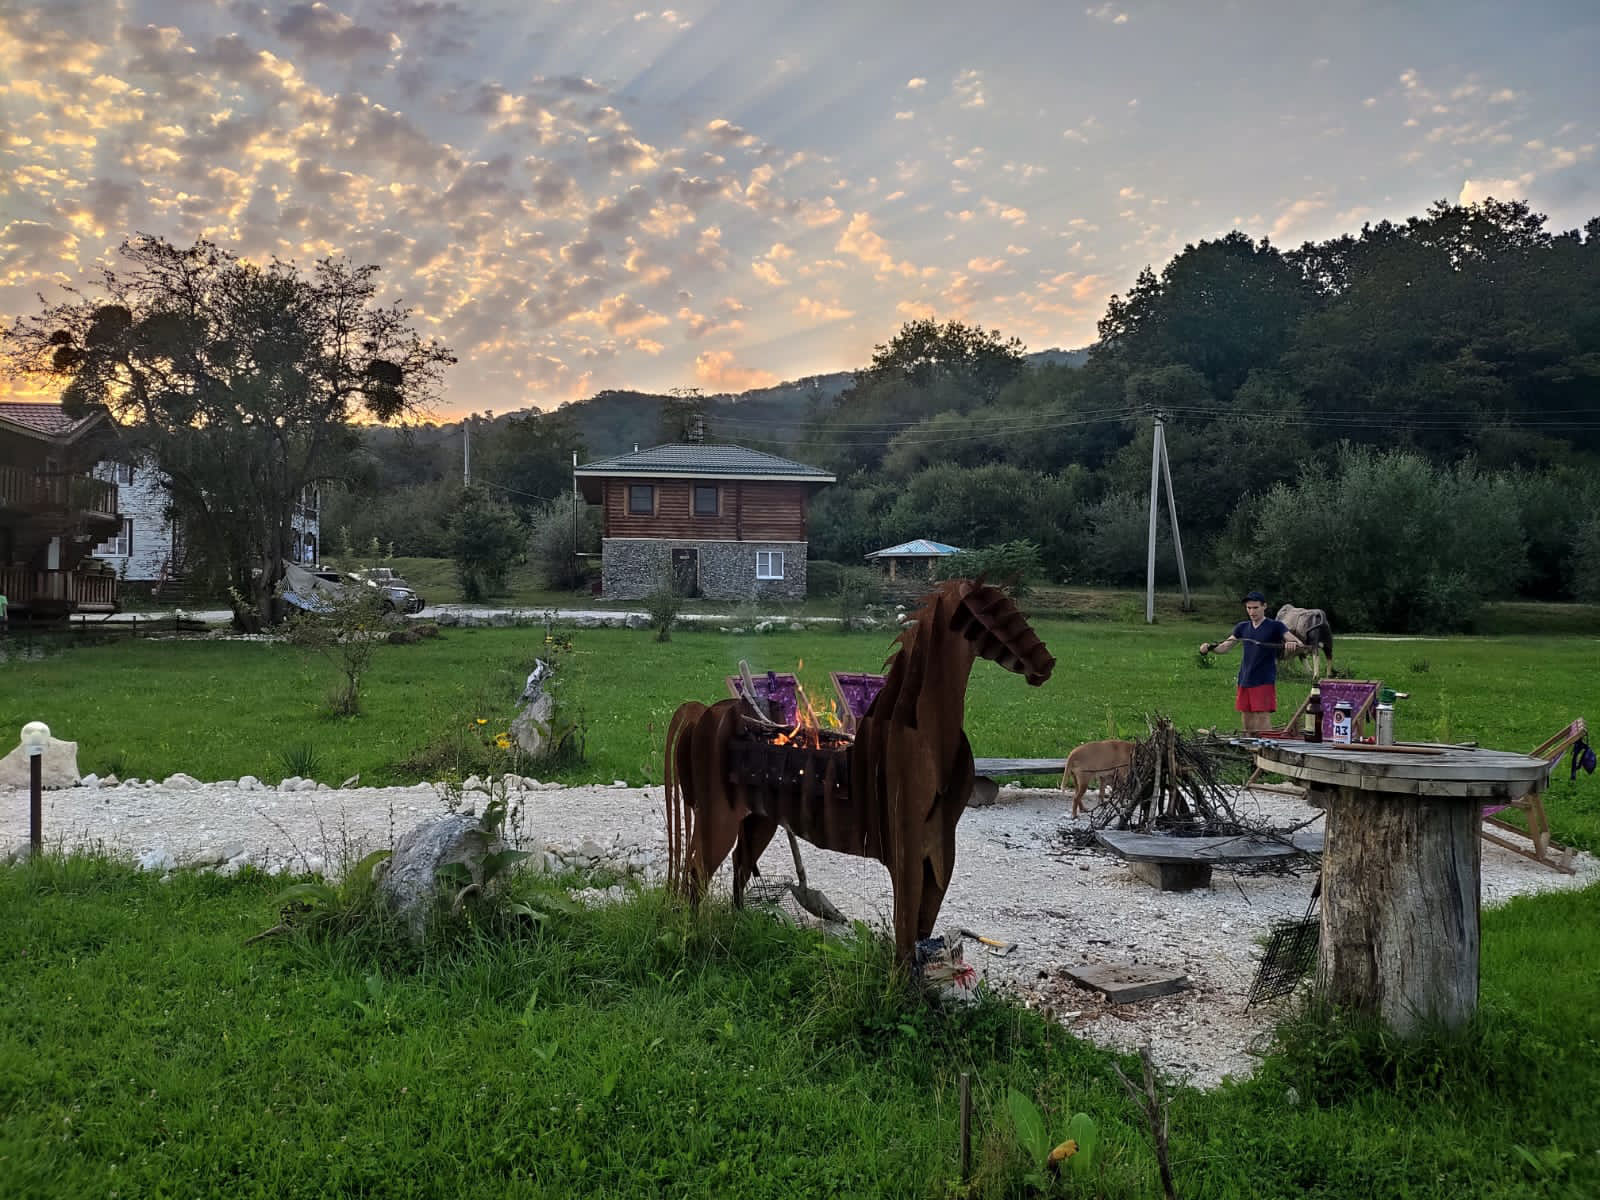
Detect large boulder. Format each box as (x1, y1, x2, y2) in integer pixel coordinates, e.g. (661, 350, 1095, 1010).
(0, 737, 80, 789)
(510, 693, 556, 757)
(378, 813, 507, 942)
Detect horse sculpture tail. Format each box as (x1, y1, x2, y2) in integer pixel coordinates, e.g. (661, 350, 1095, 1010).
(662, 701, 702, 896)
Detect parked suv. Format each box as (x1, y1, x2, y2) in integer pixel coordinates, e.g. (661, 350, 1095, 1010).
(349, 567, 425, 614)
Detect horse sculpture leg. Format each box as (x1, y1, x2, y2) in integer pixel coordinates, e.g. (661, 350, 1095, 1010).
(683, 702, 746, 903)
(885, 727, 941, 963)
(731, 814, 779, 907)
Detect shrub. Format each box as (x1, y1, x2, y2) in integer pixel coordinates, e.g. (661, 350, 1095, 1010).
(526, 494, 601, 591)
(643, 571, 683, 642)
(1074, 491, 1176, 586)
(1215, 447, 1525, 633)
(935, 540, 1042, 597)
(450, 487, 525, 600)
(1574, 516, 1600, 603)
(833, 565, 881, 631)
(283, 582, 390, 716)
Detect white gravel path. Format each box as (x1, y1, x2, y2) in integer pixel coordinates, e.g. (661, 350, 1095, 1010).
(6, 777, 1595, 1089)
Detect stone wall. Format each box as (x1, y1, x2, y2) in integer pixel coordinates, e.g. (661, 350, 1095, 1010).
(601, 538, 808, 601)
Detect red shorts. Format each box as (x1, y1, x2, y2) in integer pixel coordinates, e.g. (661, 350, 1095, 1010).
(1236, 684, 1277, 713)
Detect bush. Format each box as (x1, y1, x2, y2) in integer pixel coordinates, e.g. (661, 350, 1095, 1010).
(450, 487, 525, 600)
(283, 584, 390, 716)
(643, 571, 683, 642)
(833, 565, 881, 631)
(935, 540, 1042, 597)
(1215, 447, 1526, 632)
(526, 494, 601, 591)
(1574, 517, 1600, 603)
(1075, 491, 1176, 586)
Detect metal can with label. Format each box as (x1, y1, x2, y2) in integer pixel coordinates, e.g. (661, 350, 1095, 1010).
(1375, 702, 1395, 746)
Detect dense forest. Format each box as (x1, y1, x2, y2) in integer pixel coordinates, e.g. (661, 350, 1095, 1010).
(326, 199, 1600, 630)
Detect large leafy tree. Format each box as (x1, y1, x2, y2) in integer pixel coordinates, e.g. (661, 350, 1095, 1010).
(1094, 231, 1315, 400)
(809, 319, 1028, 473)
(4, 236, 454, 629)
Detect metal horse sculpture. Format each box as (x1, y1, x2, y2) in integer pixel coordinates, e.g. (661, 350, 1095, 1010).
(664, 579, 1055, 963)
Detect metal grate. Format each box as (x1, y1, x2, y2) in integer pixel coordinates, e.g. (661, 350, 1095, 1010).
(1247, 888, 1320, 1007)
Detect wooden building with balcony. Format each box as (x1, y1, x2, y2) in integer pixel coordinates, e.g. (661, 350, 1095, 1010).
(574, 443, 834, 600)
(0, 402, 123, 620)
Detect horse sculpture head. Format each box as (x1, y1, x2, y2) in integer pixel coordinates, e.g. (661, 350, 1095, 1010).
(941, 578, 1056, 686)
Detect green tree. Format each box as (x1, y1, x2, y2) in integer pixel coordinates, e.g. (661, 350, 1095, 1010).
(473, 408, 586, 514)
(3, 236, 454, 630)
(450, 488, 525, 601)
(1095, 231, 1315, 399)
(1215, 447, 1526, 632)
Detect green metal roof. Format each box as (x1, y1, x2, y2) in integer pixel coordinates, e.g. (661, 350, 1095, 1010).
(574, 442, 834, 482)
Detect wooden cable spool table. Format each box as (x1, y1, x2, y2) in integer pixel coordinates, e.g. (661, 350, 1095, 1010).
(1250, 740, 1555, 1034)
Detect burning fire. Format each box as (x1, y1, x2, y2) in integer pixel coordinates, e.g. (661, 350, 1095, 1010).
(769, 663, 846, 749)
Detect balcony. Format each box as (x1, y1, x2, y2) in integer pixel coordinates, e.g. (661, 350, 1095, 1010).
(0, 464, 119, 526)
(0, 564, 119, 614)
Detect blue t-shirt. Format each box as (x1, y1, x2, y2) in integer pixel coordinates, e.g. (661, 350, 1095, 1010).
(1232, 618, 1289, 688)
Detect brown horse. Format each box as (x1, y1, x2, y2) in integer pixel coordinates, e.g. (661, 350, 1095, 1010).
(664, 579, 1055, 963)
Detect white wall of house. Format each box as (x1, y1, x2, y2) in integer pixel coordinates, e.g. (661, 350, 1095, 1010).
(92, 458, 320, 581)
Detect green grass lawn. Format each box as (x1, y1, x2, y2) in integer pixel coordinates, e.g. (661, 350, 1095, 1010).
(5, 615, 1600, 1196)
(2, 856, 1595, 1199)
(7, 617, 1598, 849)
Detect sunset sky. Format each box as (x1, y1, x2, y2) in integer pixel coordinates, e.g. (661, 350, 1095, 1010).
(2, 1, 1596, 419)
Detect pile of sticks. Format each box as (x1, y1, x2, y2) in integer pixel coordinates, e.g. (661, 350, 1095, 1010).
(1092, 716, 1250, 834)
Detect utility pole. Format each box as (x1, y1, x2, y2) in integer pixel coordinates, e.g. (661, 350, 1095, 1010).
(462, 414, 472, 488)
(1145, 413, 1191, 623)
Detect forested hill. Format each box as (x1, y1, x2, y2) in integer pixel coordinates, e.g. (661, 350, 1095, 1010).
(330, 199, 1600, 629)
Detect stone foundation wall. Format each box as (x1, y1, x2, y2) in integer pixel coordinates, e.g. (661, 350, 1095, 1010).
(601, 538, 808, 601)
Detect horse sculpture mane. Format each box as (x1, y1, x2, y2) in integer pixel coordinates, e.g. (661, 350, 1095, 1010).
(664, 578, 1055, 963)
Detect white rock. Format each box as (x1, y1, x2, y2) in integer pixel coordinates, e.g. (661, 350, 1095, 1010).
(339, 774, 360, 789)
(102, 774, 119, 786)
(610, 780, 628, 789)
(278, 777, 300, 793)
(462, 775, 483, 791)
(162, 773, 201, 790)
(0, 736, 80, 789)
(80, 773, 101, 789)
(137, 847, 176, 872)
(296, 778, 318, 792)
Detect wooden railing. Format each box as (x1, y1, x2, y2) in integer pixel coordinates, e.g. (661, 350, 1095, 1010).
(0, 565, 118, 610)
(0, 464, 117, 516)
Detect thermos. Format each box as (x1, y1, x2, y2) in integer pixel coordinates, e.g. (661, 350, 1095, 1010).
(1376, 702, 1395, 745)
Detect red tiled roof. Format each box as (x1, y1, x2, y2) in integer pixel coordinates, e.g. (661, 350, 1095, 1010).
(0, 402, 102, 437)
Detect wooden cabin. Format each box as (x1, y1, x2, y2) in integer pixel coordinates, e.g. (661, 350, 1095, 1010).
(574, 443, 834, 599)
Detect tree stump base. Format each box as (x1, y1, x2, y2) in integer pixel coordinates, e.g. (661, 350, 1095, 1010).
(1313, 783, 1480, 1033)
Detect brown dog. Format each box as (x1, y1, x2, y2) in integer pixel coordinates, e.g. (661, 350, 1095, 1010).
(1061, 738, 1136, 817)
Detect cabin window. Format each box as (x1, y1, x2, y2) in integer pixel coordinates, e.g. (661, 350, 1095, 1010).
(693, 485, 719, 516)
(755, 549, 784, 580)
(95, 518, 133, 558)
(628, 484, 655, 514)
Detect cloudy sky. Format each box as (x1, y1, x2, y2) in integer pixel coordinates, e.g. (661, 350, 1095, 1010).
(2, 1, 1596, 418)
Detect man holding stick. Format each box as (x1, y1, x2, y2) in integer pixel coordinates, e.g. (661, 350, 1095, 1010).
(1200, 590, 1303, 731)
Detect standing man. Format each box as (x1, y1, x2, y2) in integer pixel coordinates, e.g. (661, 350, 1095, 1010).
(1200, 590, 1303, 731)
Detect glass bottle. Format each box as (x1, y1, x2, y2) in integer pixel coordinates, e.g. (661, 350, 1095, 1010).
(1302, 687, 1323, 742)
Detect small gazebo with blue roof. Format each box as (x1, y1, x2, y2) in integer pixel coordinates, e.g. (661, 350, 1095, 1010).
(864, 538, 964, 581)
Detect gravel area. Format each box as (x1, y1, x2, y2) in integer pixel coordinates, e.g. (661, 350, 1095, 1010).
(6, 777, 1595, 1089)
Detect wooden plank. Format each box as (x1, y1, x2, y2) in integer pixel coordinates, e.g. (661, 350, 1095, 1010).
(973, 757, 1066, 776)
(1063, 963, 1190, 1005)
(1096, 828, 1323, 864)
